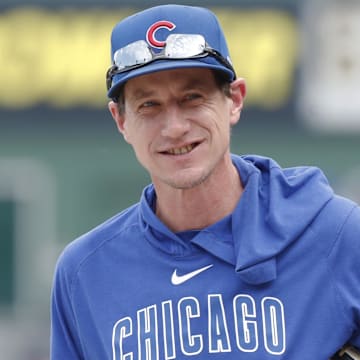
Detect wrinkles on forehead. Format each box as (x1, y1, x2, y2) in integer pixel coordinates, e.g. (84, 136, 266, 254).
(125, 69, 216, 102)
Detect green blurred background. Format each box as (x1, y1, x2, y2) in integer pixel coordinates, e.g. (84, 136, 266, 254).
(0, 0, 359, 358)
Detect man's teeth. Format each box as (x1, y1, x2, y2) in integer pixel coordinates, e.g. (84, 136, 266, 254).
(167, 144, 194, 155)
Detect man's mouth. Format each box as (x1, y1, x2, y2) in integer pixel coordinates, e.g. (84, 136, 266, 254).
(164, 143, 199, 155)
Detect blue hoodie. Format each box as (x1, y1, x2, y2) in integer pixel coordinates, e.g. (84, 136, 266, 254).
(51, 154, 360, 359)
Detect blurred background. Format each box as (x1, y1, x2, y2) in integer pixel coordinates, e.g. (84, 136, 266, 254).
(0, 0, 359, 358)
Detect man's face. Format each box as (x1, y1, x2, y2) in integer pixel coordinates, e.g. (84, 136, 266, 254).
(109, 68, 245, 190)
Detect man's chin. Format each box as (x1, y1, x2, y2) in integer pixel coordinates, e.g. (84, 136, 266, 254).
(162, 169, 210, 190)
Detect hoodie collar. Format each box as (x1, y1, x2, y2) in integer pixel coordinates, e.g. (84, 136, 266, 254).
(139, 154, 334, 284)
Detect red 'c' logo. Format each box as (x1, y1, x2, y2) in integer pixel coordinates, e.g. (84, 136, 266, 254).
(146, 20, 176, 48)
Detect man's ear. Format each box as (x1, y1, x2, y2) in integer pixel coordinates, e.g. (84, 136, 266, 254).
(229, 78, 246, 125)
(108, 101, 131, 143)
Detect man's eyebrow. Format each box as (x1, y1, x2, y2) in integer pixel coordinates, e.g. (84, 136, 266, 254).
(181, 78, 208, 91)
(130, 88, 156, 101)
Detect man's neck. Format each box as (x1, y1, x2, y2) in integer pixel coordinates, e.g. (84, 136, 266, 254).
(154, 163, 243, 232)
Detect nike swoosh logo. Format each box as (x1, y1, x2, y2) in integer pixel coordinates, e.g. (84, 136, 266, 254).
(171, 264, 213, 285)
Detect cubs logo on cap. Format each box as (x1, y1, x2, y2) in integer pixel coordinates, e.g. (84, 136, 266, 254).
(107, 4, 235, 100)
(146, 20, 176, 48)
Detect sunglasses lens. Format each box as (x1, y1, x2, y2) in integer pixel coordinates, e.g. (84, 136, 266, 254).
(114, 40, 153, 69)
(165, 34, 205, 58)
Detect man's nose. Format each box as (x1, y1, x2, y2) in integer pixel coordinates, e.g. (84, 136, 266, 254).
(160, 105, 191, 138)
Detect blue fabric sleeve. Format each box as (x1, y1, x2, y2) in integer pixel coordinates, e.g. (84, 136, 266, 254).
(327, 204, 360, 348)
(50, 254, 84, 359)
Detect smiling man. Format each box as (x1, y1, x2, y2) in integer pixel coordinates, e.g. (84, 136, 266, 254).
(108, 68, 245, 231)
(50, 5, 360, 360)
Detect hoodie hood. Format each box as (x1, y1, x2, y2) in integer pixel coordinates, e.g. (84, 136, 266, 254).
(230, 155, 333, 284)
(139, 154, 334, 284)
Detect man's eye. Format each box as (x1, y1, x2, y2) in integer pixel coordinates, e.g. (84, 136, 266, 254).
(141, 101, 157, 108)
(185, 93, 202, 101)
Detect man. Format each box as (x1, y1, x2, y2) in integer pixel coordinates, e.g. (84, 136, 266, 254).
(50, 4, 360, 359)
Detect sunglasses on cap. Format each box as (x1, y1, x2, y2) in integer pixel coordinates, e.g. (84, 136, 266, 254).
(106, 33, 236, 91)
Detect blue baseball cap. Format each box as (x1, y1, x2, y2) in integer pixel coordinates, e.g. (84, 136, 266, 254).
(107, 4, 236, 100)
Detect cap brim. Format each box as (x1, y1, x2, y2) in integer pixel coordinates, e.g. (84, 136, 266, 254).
(107, 58, 235, 100)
